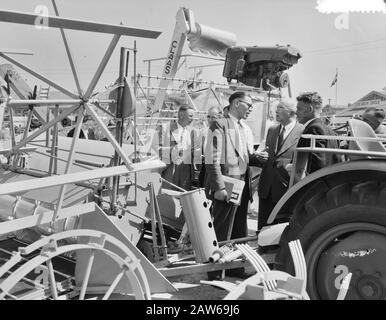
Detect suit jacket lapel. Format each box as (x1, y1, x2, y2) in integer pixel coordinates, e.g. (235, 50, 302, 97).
(275, 123, 302, 158)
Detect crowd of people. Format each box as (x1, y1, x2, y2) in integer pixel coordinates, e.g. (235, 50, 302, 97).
(157, 90, 385, 280)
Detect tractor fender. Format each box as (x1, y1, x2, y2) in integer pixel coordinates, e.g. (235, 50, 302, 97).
(267, 159, 386, 224)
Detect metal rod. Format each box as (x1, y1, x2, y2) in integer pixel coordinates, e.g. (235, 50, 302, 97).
(0, 10, 161, 38)
(0, 48, 33, 55)
(138, 73, 228, 86)
(0, 53, 78, 99)
(51, 0, 83, 96)
(79, 249, 95, 300)
(51, 107, 85, 226)
(189, 63, 223, 69)
(34, 149, 93, 171)
(218, 236, 259, 247)
(22, 108, 34, 140)
(92, 102, 116, 118)
(143, 53, 225, 63)
(102, 269, 125, 300)
(74, 159, 105, 168)
(148, 183, 160, 262)
(5, 104, 80, 157)
(152, 184, 167, 259)
(0, 160, 164, 195)
(28, 142, 112, 159)
(7, 99, 113, 106)
(111, 47, 127, 210)
(84, 34, 121, 99)
(45, 105, 50, 147)
(7, 99, 85, 106)
(46, 259, 59, 300)
(133, 40, 138, 204)
(160, 178, 186, 192)
(8, 101, 16, 147)
(85, 103, 133, 169)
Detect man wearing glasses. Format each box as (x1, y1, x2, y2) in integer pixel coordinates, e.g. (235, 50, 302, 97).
(205, 91, 259, 280)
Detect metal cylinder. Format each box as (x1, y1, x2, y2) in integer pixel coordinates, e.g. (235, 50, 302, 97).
(219, 249, 243, 264)
(179, 188, 219, 263)
(187, 23, 236, 57)
(209, 244, 233, 263)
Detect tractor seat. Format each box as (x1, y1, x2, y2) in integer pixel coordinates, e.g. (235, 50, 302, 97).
(347, 119, 386, 159)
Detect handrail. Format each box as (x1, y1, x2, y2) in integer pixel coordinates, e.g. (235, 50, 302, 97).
(300, 134, 386, 143)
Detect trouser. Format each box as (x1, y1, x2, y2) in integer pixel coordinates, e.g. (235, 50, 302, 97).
(211, 187, 249, 241)
(258, 190, 276, 230)
(207, 185, 249, 279)
(162, 163, 192, 191)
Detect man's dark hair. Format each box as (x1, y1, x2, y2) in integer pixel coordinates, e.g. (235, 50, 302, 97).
(229, 91, 250, 104)
(296, 92, 323, 110)
(178, 104, 193, 113)
(363, 107, 385, 121)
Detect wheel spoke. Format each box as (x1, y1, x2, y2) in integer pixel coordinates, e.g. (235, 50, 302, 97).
(46, 259, 59, 300)
(79, 249, 95, 300)
(102, 269, 125, 300)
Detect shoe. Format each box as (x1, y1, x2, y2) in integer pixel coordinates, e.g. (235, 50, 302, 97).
(207, 271, 222, 281)
(225, 269, 255, 279)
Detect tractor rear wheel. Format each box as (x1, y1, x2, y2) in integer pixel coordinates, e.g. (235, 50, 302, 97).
(276, 181, 386, 300)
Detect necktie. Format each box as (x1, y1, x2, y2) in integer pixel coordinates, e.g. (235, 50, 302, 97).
(277, 126, 285, 153)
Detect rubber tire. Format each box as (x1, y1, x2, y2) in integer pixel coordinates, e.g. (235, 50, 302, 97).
(276, 182, 386, 300)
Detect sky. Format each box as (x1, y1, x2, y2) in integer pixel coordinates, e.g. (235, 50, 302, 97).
(1, 0, 386, 106)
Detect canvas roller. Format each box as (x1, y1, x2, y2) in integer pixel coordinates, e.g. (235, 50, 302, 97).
(187, 23, 236, 57)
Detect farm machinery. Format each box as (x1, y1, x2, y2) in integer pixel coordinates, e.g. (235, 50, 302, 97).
(0, 3, 384, 301)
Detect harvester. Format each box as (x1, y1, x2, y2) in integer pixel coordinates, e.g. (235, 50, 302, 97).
(0, 4, 384, 301)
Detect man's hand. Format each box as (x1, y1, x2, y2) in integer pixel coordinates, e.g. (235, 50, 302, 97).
(285, 163, 293, 175)
(214, 189, 228, 202)
(255, 150, 269, 163)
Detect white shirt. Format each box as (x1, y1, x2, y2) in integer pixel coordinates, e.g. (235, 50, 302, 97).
(174, 122, 190, 150)
(280, 119, 297, 141)
(228, 114, 252, 175)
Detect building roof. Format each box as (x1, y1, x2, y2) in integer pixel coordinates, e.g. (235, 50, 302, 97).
(336, 89, 386, 117)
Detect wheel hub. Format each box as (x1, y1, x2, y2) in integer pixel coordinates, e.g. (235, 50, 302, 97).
(356, 275, 385, 300)
(312, 230, 386, 300)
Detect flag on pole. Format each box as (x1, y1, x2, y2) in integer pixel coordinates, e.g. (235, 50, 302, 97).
(330, 70, 338, 87)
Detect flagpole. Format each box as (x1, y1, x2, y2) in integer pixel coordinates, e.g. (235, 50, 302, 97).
(335, 68, 338, 108)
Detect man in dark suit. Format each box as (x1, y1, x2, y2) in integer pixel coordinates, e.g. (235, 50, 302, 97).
(198, 106, 223, 188)
(255, 99, 304, 230)
(295, 92, 340, 174)
(205, 91, 259, 279)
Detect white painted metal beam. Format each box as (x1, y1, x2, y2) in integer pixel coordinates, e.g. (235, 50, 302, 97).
(0, 203, 95, 235)
(0, 159, 165, 195)
(0, 10, 161, 38)
(0, 48, 33, 55)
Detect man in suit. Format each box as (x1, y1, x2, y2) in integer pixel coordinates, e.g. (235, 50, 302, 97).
(160, 104, 200, 191)
(295, 92, 340, 174)
(205, 91, 259, 279)
(198, 106, 223, 188)
(255, 99, 304, 230)
(362, 107, 386, 134)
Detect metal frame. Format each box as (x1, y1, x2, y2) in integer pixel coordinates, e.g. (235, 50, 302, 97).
(0, 229, 151, 300)
(0, 2, 170, 300)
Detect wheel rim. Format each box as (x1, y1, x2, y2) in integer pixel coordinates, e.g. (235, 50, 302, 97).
(305, 223, 386, 300)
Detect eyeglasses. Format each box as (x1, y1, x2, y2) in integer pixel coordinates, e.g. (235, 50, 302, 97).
(238, 99, 253, 108)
